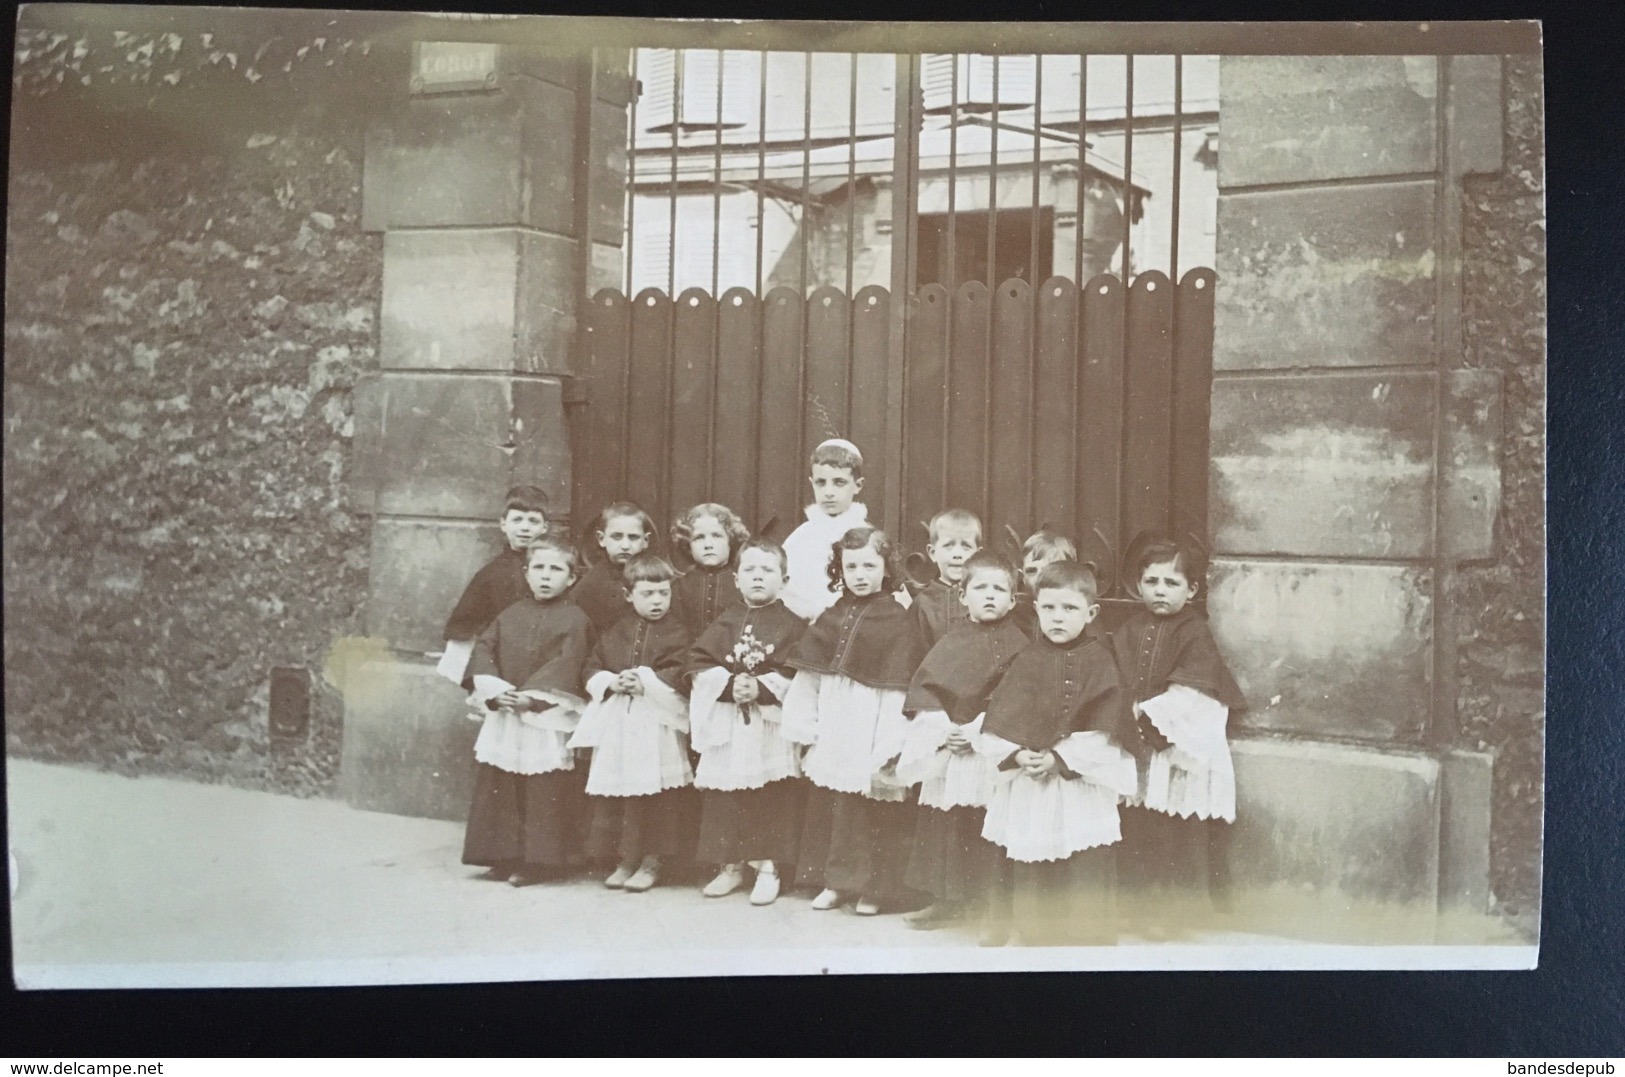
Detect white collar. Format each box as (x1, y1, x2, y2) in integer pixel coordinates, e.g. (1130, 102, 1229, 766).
(803, 502, 869, 528)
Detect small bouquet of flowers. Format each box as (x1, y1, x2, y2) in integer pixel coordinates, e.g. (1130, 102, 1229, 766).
(727, 626, 775, 724)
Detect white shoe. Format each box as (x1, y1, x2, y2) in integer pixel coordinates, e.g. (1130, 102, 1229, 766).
(750, 866, 781, 906)
(703, 864, 747, 898)
(811, 887, 846, 911)
(624, 856, 662, 892)
(604, 862, 637, 889)
(854, 897, 881, 917)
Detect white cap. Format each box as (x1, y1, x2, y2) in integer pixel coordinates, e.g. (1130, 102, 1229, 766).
(815, 437, 862, 462)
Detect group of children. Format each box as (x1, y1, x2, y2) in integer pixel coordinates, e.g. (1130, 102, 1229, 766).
(442, 438, 1245, 945)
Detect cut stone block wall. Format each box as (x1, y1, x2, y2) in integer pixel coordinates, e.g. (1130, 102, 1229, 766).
(1211, 53, 1540, 927)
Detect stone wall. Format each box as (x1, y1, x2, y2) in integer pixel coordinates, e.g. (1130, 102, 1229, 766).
(1455, 53, 1546, 922)
(1210, 53, 1542, 928)
(4, 61, 387, 796)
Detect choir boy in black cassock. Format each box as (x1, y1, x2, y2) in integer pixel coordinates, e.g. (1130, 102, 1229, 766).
(442, 486, 551, 688)
(573, 502, 656, 634)
(670, 502, 748, 635)
(782, 527, 928, 916)
(569, 553, 697, 893)
(896, 551, 1029, 930)
(907, 509, 983, 647)
(1111, 536, 1247, 930)
(461, 535, 594, 888)
(686, 538, 810, 905)
(977, 560, 1146, 946)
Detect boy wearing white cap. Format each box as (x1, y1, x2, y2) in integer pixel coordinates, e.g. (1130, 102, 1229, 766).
(781, 439, 872, 622)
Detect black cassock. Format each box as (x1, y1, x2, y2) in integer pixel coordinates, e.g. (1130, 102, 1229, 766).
(900, 616, 1030, 904)
(461, 596, 593, 873)
(686, 599, 810, 869)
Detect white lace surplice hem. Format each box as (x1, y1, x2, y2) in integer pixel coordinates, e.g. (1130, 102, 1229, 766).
(566, 667, 692, 796)
(468, 675, 585, 734)
(1135, 685, 1236, 822)
(688, 666, 801, 791)
(781, 671, 910, 801)
(474, 710, 576, 776)
(897, 710, 995, 809)
(977, 730, 1137, 862)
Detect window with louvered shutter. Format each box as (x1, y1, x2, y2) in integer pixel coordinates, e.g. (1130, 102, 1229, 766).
(921, 54, 1037, 112)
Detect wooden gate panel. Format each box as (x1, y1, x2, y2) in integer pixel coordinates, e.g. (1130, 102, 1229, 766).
(903, 284, 950, 544)
(758, 287, 805, 540)
(804, 286, 851, 455)
(851, 285, 892, 531)
(580, 288, 632, 528)
(573, 273, 1214, 573)
(1032, 277, 1079, 542)
(989, 278, 1034, 544)
(1123, 271, 1175, 551)
(715, 288, 762, 527)
(671, 287, 717, 520)
(1171, 267, 1219, 547)
(947, 281, 991, 524)
(626, 288, 674, 532)
(1077, 274, 1125, 590)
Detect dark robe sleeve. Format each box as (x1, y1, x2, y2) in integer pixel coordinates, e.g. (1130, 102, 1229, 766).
(468, 615, 502, 681)
(1167, 620, 1249, 712)
(1073, 656, 1145, 760)
(443, 561, 494, 642)
(519, 609, 591, 702)
(649, 621, 696, 695)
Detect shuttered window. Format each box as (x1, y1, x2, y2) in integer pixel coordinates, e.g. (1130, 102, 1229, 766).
(922, 54, 1037, 112)
(636, 48, 754, 131)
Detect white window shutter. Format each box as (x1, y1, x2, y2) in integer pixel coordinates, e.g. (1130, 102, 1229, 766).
(922, 53, 958, 111)
(637, 48, 677, 131)
(923, 54, 1037, 111)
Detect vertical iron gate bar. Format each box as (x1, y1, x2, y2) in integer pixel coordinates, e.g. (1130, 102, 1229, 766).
(572, 49, 600, 526)
(1117, 54, 1133, 557)
(1074, 53, 1086, 287)
(846, 53, 859, 433)
(947, 54, 959, 293)
(626, 48, 639, 301)
(943, 54, 958, 514)
(1029, 53, 1043, 529)
(1120, 54, 1133, 284)
(755, 49, 767, 299)
(887, 52, 922, 536)
(1169, 54, 1183, 286)
(985, 53, 999, 521)
(846, 53, 858, 304)
(800, 52, 811, 300)
(707, 53, 725, 502)
(988, 54, 1000, 289)
(1030, 53, 1041, 285)
(669, 50, 682, 299)
(622, 49, 640, 495)
(712, 49, 724, 302)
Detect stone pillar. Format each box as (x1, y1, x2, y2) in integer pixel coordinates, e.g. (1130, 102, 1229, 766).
(1208, 55, 1505, 930)
(341, 44, 631, 819)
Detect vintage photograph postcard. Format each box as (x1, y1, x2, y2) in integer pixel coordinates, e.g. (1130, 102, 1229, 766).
(4, 9, 1546, 987)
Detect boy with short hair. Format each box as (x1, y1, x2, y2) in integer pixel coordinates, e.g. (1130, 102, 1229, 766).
(898, 550, 1028, 929)
(909, 508, 983, 647)
(441, 485, 551, 686)
(782, 438, 875, 622)
(977, 560, 1144, 946)
(1012, 529, 1077, 641)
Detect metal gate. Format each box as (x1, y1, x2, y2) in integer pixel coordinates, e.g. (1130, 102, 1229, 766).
(573, 49, 1218, 596)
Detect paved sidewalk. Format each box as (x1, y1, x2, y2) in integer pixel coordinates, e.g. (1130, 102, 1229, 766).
(6, 759, 1523, 987)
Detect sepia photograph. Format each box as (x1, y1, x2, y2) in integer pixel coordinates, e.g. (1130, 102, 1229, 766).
(4, 9, 1546, 987)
